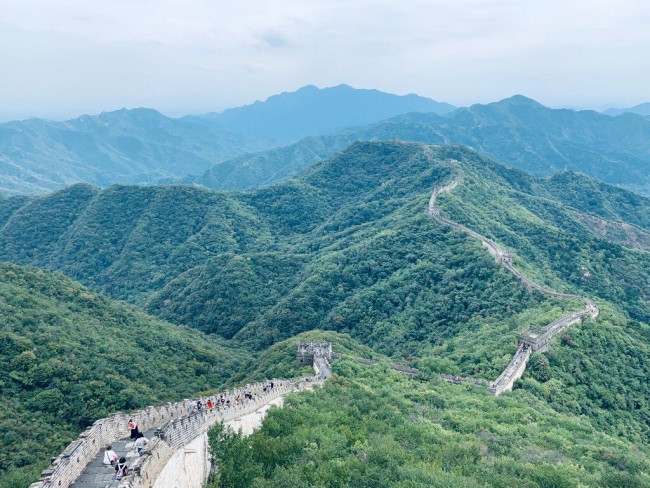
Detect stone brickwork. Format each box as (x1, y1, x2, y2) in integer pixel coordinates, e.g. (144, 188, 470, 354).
(28, 398, 196, 488)
(30, 358, 327, 488)
(129, 380, 310, 488)
(488, 344, 532, 395)
(297, 342, 333, 365)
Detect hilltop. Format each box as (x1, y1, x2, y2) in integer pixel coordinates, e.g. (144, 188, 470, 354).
(183, 84, 456, 144)
(604, 102, 650, 117)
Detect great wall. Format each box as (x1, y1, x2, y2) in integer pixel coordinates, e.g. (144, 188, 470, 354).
(426, 154, 599, 395)
(30, 149, 602, 487)
(29, 343, 332, 488)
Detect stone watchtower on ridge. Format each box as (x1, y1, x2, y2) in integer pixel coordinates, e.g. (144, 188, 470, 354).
(296, 342, 333, 366)
(500, 251, 513, 264)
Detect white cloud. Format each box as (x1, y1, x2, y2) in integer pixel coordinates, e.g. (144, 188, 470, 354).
(0, 0, 648, 119)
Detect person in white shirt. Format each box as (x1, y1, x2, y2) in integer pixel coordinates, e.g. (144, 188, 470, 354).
(134, 436, 149, 455)
(103, 445, 118, 466)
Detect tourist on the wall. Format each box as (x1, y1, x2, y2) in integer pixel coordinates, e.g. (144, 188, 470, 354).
(128, 419, 141, 439)
(114, 457, 128, 480)
(134, 436, 149, 455)
(103, 445, 118, 466)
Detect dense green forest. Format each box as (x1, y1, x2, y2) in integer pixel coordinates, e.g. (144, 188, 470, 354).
(0, 263, 250, 486)
(2, 141, 650, 485)
(207, 354, 650, 488)
(2, 142, 649, 351)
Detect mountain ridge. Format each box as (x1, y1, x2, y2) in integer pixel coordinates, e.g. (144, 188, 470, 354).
(192, 96, 650, 195)
(182, 83, 456, 144)
(2, 141, 649, 486)
(604, 101, 650, 117)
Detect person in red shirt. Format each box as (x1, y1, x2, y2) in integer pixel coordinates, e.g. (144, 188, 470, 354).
(128, 419, 140, 439)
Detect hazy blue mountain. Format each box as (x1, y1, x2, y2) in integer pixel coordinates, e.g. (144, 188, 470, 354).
(0, 108, 271, 195)
(603, 102, 650, 116)
(193, 95, 650, 195)
(183, 84, 456, 144)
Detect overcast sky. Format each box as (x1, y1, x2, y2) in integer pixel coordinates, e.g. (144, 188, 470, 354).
(1, 0, 649, 120)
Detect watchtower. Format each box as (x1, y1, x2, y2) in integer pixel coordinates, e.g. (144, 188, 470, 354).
(296, 342, 332, 366)
(517, 327, 548, 352)
(500, 251, 513, 264)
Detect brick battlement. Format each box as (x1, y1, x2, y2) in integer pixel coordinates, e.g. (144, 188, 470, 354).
(30, 365, 326, 488)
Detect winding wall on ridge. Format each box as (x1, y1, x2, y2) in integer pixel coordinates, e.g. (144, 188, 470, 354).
(426, 155, 598, 395)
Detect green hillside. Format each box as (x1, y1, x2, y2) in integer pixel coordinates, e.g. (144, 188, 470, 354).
(208, 356, 650, 488)
(2, 141, 649, 345)
(2, 141, 650, 486)
(0, 263, 250, 485)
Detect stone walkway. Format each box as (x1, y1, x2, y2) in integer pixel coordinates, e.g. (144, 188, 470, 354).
(69, 429, 155, 488)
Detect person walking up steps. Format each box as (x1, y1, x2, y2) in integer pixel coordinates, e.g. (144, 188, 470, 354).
(103, 445, 118, 466)
(114, 457, 128, 480)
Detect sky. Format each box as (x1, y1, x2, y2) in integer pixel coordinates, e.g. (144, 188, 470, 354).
(0, 0, 649, 120)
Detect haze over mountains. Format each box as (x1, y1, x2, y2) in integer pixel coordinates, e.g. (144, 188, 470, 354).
(194, 95, 650, 195)
(2, 85, 650, 198)
(0, 108, 270, 195)
(603, 102, 650, 117)
(183, 84, 456, 144)
(0, 85, 455, 195)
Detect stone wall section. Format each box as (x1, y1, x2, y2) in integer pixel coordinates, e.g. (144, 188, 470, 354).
(29, 374, 322, 488)
(424, 150, 599, 395)
(129, 377, 320, 488)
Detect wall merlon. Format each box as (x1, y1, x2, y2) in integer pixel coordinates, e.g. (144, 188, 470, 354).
(32, 354, 328, 488)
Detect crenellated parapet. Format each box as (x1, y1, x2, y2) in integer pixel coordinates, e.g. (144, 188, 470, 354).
(28, 399, 194, 488)
(30, 350, 329, 488)
(127, 378, 318, 488)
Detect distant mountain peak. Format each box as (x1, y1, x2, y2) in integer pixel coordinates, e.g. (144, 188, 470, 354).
(604, 102, 650, 117)
(496, 95, 545, 107)
(187, 84, 456, 144)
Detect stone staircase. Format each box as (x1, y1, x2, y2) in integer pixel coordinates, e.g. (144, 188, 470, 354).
(30, 350, 330, 488)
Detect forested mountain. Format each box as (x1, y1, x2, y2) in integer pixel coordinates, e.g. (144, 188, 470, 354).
(2, 141, 649, 355)
(0, 108, 271, 195)
(183, 84, 456, 145)
(194, 95, 650, 195)
(604, 102, 650, 117)
(0, 263, 250, 485)
(3, 141, 650, 487)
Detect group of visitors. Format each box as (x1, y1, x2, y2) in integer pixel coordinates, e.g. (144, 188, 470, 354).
(101, 419, 150, 480)
(102, 446, 127, 480)
(187, 387, 270, 414)
(98, 382, 281, 482)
